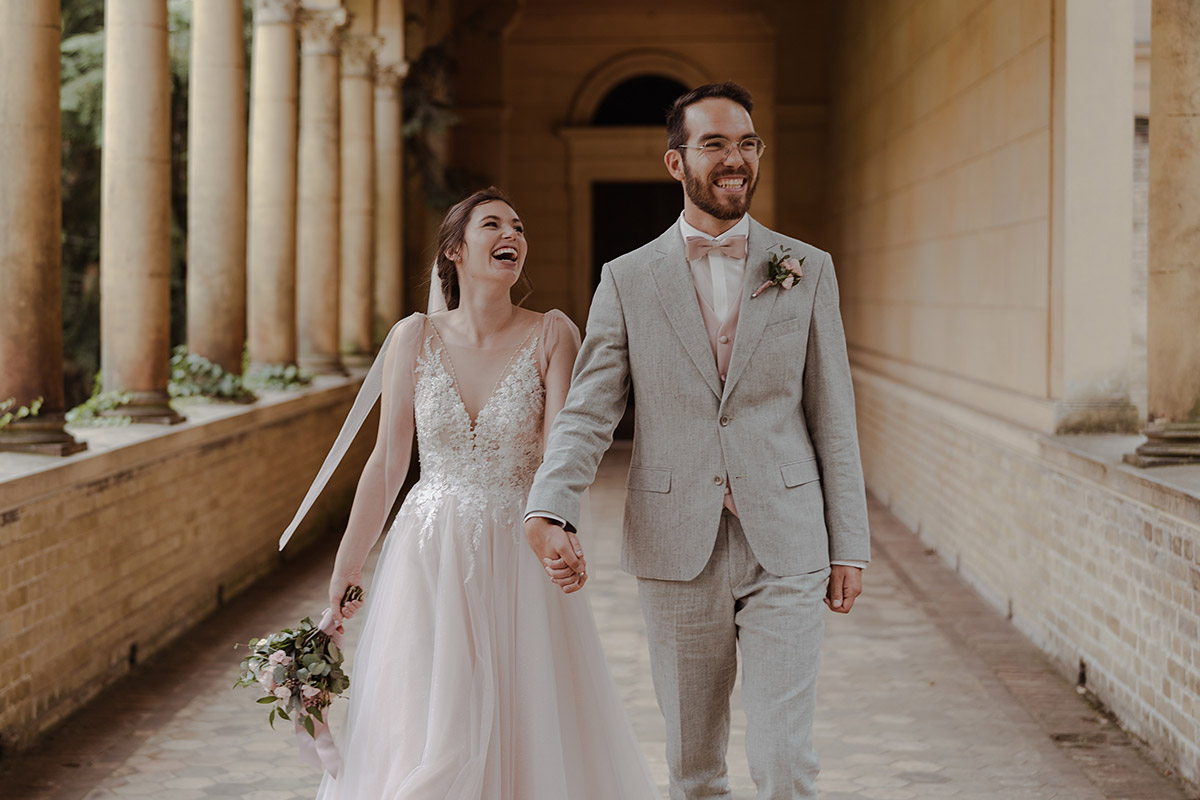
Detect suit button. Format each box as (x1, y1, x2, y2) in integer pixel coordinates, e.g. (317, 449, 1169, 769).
(713, 475, 723, 486)
(720, 415, 730, 426)
(719, 335, 729, 344)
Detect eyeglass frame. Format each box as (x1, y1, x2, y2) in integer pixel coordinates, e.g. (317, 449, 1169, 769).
(675, 136, 767, 162)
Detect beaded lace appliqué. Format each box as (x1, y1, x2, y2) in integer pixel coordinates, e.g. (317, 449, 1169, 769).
(402, 323, 546, 581)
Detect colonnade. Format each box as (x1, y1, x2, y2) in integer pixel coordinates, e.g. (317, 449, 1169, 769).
(1127, 0, 1200, 465)
(0, 0, 408, 453)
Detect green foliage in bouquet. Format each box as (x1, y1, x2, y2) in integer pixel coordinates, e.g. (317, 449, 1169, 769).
(234, 617, 349, 737)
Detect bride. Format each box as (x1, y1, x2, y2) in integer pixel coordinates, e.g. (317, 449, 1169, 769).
(289, 188, 659, 798)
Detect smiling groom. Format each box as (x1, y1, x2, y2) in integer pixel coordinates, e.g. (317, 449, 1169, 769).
(525, 82, 870, 800)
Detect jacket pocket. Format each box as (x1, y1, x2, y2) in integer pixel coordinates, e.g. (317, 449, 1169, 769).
(762, 316, 803, 339)
(626, 466, 671, 493)
(780, 458, 820, 488)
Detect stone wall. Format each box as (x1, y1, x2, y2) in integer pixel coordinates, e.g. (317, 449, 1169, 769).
(0, 381, 376, 753)
(854, 366, 1200, 782)
(828, 0, 1056, 424)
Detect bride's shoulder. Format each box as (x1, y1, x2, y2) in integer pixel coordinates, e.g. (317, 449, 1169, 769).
(537, 309, 581, 350)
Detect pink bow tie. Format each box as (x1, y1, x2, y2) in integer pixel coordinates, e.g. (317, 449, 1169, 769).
(686, 235, 747, 262)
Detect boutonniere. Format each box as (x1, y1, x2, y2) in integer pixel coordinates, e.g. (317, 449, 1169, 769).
(751, 245, 805, 298)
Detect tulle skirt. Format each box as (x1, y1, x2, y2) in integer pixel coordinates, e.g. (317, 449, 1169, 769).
(315, 489, 660, 799)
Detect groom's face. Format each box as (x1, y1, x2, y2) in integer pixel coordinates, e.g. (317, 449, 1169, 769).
(676, 98, 760, 221)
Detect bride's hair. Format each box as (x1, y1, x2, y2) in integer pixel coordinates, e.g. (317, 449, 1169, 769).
(435, 186, 532, 310)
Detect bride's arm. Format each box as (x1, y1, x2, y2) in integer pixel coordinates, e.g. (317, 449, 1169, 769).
(541, 310, 582, 450)
(535, 311, 587, 592)
(329, 315, 422, 622)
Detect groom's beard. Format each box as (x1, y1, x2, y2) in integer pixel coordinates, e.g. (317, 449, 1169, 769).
(682, 159, 758, 221)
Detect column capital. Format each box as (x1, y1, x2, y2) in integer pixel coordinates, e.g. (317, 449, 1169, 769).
(254, 0, 299, 26)
(298, 7, 349, 56)
(342, 34, 383, 78)
(375, 61, 408, 96)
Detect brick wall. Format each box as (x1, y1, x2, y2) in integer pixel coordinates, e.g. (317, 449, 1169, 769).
(854, 367, 1200, 782)
(0, 381, 377, 753)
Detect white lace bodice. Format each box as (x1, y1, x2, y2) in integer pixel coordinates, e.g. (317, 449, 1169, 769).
(400, 322, 546, 577)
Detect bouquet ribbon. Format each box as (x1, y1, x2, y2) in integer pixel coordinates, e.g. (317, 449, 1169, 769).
(294, 608, 345, 778)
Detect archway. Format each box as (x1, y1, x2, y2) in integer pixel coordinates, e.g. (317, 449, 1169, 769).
(561, 52, 710, 321)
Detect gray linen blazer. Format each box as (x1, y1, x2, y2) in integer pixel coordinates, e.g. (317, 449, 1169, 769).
(527, 218, 870, 580)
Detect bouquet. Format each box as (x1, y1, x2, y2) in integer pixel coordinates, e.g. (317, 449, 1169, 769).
(235, 604, 354, 775)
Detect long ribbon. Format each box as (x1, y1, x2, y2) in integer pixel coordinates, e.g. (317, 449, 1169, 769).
(278, 320, 401, 551)
(292, 608, 345, 776)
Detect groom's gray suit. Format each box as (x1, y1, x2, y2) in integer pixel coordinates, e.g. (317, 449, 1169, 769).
(527, 216, 870, 799)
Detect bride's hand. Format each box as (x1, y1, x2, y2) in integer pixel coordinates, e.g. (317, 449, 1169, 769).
(329, 572, 366, 622)
(542, 532, 588, 594)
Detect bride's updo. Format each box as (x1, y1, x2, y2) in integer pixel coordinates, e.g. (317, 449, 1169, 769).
(435, 186, 523, 311)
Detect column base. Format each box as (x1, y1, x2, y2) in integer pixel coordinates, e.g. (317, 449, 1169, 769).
(104, 391, 186, 425)
(0, 415, 88, 456)
(298, 354, 347, 376)
(1122, 421, 1200, 467)
(340, 351, 374, 369)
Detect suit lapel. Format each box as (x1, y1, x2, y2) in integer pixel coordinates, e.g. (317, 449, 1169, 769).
(722, 218, 780, 399)
(647, 227, 724, 398)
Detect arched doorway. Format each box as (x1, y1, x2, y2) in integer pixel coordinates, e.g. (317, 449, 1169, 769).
(561, 52, 711, 321)
(562, 61, 702, 437)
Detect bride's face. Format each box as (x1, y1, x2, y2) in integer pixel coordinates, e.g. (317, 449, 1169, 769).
(451, 200, 526, 290)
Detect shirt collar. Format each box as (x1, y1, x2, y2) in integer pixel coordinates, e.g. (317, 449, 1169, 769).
(678, 212, 750, 249)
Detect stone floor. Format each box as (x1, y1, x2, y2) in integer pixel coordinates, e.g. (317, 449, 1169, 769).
(2, 446, 1196, 800)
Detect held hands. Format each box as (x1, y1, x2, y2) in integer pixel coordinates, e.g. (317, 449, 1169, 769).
(524, 517, 588, 594)
(824, 564, 863, 614)
(329, 571, 365, 623)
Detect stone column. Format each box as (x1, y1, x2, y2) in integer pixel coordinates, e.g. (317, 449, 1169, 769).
(99, 0, 182, 423)
(188, 0, 247, 374)
(339, 35, 380, 368)
(0, 1, 86, 455)
(1048, 0, 1138, 434)
(374, 62, 408, 343)
(247, 0, 300, 370)
(1127, 0, 1200, 465)
(296, 5, 348, 375)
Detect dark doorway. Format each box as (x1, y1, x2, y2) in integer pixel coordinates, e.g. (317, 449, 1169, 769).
(592, 181, 682, 291)
(592, 181, 682, 439)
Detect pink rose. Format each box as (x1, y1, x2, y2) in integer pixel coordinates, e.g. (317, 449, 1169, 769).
(781, 275, 797, 289)
(256, 669, 276, 690)
(272, 685, 292, 700)
(268, 651, 293, 667)
(301, 685, 321, 699)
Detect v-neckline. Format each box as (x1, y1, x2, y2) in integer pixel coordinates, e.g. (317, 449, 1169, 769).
(426, 317, 542, 430)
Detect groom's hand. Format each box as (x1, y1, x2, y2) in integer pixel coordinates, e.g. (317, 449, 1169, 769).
(825, 565, 862, 613)
(525, 517, 588, 593)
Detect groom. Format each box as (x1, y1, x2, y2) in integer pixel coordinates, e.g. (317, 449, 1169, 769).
(525, 82, 870, 799)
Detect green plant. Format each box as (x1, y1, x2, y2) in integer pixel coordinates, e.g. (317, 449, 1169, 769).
(169, 345, 256, 402)
(65, 375, 133, 426)
(0, 398, 44, 430)
(243, 363, 314, 392)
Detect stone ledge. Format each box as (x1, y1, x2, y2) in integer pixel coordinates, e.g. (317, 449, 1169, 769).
(1039, 434, 1200, 527)
(851, 363, 1200, 527)
(0, 372, 366, 509)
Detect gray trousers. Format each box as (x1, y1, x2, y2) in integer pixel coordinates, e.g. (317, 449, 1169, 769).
(637, 511, 829, 800)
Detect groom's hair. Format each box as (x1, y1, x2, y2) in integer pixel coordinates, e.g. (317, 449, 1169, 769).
(666, 82, 754, 150)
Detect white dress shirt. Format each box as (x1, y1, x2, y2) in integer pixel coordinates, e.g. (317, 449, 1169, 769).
(679, 212, 748, 323)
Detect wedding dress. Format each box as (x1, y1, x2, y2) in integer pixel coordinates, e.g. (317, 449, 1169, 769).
(311, 310, 659, 799)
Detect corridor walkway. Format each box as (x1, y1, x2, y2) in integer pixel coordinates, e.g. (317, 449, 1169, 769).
(2, 446, 1193, 800)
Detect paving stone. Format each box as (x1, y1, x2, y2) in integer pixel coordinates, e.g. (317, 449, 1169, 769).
(2, 447, 1196, 799)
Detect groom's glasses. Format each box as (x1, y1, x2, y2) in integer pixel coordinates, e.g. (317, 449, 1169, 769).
(676, 137, 766, 163)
